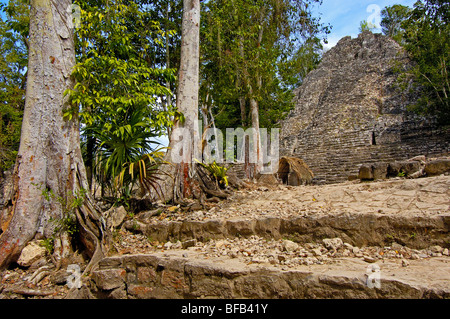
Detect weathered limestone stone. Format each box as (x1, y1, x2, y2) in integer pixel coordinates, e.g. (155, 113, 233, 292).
(372, 163, 388, 180)
(358, 165, 373, 180)
(92, 268, 126, 291)
(89, 252, 450, 299)
(106, 206, 128, 228)
(323, 238, 344, 251)
(388, 161, 422, 177)
(17, 241, 47, 267)
(359, 158, 430, 181)
(425, 159, 450, 176)
(282, 240, 298, 252)
(257, 173, 279, 185)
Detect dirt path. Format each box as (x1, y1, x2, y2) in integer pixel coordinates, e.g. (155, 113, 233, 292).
(195, 175, 450, 220)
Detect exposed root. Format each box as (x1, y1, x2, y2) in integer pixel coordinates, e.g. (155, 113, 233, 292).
(25, 265, 54, 285)
(3, 287, 55, 297)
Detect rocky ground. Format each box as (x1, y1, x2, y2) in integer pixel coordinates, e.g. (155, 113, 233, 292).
(0, 175, 449, 299)
(115, 232, 449, 268)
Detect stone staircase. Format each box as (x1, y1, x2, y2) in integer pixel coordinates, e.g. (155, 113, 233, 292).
(86, 176, 450, 299)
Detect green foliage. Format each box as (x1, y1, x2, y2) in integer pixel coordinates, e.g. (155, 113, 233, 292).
(39, 186, 88, 240)
(0, 0, 29, 173)
(39, 237, 55, 254)
(85, 105, 168, 198)
(359, 20, 376, 33)
(395, 0, 449, 124)
(196, 159, 229, 187)
(65, 0, 179, 196)
(0, 102, 22, 172)
(278, 37, 323, 89)
(381, 4, 411, 43)
(67, 0, 176, 127)
(118, 149, 168, 200)
(200, 0, 329, 131)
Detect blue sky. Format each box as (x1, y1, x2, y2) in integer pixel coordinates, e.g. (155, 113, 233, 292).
(312, 0, 417, 50)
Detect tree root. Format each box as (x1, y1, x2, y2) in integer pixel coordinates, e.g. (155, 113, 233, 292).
(25, 265, 54, 285)
(74, 163, 111, 275)
(195, 165, 231, 199)
(3, 287, 55, 297)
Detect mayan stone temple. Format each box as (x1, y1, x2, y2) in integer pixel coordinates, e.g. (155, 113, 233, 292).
(280, 32, 450, 185)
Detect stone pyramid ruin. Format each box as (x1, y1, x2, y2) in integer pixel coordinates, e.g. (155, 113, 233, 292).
(280, 32, 449, 184)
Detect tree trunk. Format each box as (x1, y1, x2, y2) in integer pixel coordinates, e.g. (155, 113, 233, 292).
(250, 97, 263, 173)
(237, 34, 247, 127)
(0, 0, 109, 271)
(165, 1, 173, 140)
(238, 96, 247, 127)
(248, 10, 266, 176)
(236, 26, 264, 177)
(161, 0, 201, 203)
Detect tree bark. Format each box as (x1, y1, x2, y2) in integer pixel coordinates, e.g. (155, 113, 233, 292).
(0, 0, 109, 271)
(161, 0, 201, 203)
(237, 34, 247, 127)
(250, 97, 263, 173)
(164, 1, 173, 139)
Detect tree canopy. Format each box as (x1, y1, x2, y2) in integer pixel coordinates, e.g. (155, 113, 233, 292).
(200, 0, 329, 131)
(381, 0, 449, 124)
(0, 0, 28, 174)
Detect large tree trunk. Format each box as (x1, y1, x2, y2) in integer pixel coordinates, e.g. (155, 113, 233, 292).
(164, 1, 173, 140)
(247, 11, 266, 177)
(0, 0, 109, 271)
(250, 97, 263, 173)
(162, 0, 201, 202)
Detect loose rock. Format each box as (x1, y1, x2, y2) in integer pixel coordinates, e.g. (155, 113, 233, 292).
(282, 240, 298, 252)
(182, 239, 197, 249)
(363, 256, 377, 263)
(17, 241, 47, 268)
(323, 238, 343, 251)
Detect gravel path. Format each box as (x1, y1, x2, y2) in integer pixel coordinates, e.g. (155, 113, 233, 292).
(145, 175, 450, 224)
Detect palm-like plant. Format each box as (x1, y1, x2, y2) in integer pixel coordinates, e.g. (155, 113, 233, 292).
(118, 150, 168, 200)
(85, 106, 167, 199)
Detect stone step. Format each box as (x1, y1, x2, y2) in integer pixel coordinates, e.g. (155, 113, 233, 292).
(89, 251, 450, 299)
(86, 176, 450, 299)
(124, 176, 450, 250)
(125, 212, 449, 250)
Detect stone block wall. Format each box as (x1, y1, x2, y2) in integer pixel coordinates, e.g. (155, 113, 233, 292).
(281, 117, 450, 184)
